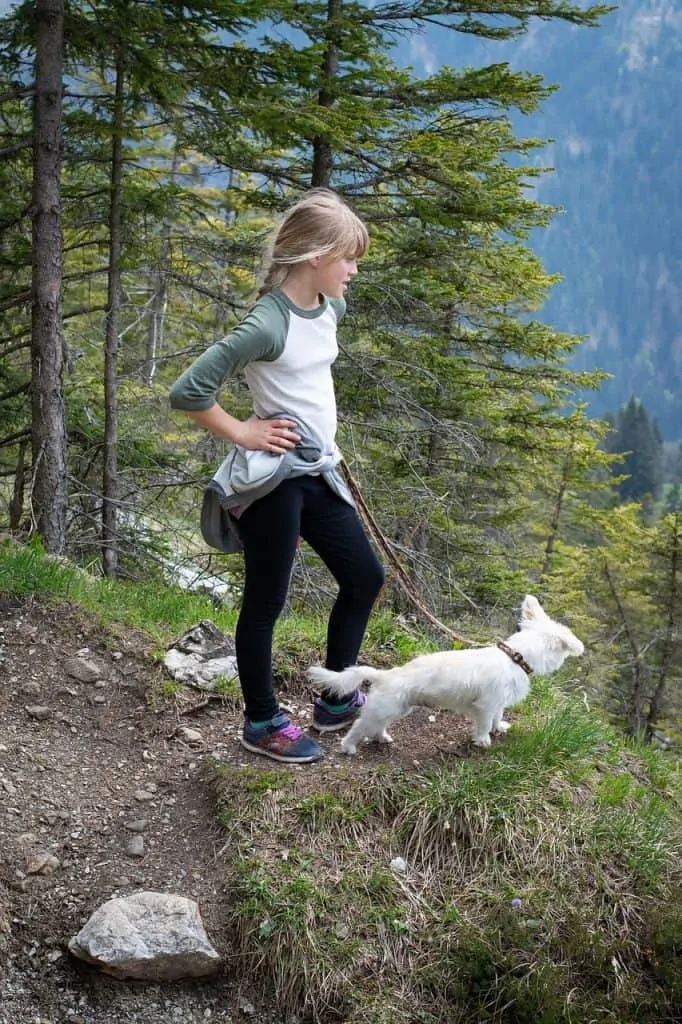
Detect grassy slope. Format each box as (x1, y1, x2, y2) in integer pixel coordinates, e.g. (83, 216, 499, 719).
(215, 686, 681, 1024)
(1, 539, 681, 1023)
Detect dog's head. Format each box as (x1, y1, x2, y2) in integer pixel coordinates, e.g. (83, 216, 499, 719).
(519, 594, 585, 662)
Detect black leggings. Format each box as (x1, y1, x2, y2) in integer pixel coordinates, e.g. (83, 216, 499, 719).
(235, 475, 385, 722)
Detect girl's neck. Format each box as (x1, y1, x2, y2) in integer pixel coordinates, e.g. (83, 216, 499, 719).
(279, 268, 323, 311)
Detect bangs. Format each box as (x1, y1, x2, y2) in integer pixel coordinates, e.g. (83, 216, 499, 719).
(333, 212, 369, 260)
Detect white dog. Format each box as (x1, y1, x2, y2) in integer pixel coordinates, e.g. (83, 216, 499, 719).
(307, 595, 584, 755)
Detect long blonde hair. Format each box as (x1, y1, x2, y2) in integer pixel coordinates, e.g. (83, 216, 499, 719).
(256, 188, 369, 300)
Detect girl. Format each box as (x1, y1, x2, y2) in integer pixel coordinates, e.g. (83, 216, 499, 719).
(169, 189, 385, 764)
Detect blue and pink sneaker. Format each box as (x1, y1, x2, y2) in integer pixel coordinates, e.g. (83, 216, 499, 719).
(240, 711, 323, 764)
(311, 690, 366, 733)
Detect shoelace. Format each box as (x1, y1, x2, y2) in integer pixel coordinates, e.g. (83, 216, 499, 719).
(277, 722, 303, 740)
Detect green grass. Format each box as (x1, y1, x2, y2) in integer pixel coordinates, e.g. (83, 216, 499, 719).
(213, 694, 682, 1024)
(0, 536, 238, 642)
(0, 539, 445, 670)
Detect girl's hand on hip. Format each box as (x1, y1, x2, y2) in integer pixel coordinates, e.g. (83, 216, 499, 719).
(235, 417, 300, 454)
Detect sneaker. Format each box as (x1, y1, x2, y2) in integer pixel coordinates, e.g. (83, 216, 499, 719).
(311, 690, 367, 733)
(240, 711, 323, 764)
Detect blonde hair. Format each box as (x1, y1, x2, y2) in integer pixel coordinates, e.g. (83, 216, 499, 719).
(256, 188, 369, 299)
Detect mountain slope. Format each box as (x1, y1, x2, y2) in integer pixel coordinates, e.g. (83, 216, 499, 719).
(407, 1, 682, 438)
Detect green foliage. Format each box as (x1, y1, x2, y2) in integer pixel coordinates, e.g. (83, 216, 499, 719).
(0, 537, 237, 641)
(542, 505, 682, 741)
(4, 0, 668, 747)
(606, 396, 664, 504)
(0, 0, 618, 615)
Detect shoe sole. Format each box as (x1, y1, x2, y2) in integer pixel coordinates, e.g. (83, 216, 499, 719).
(310, 717, 359, 734)
(239, 736, 324, 763)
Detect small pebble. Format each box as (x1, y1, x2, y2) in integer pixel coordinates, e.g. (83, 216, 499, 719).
(25, 705, 51, 721)
(125, 819, 150, 833)
(126, 835, 145, 858)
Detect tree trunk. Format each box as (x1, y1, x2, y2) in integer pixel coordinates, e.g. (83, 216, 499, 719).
(30, 0, 67, 553)
(646, 513, 680, 738)
(102, 47, 125, 577)
(603, 560, 646, 739)
(541, 472, 568, 579)
(311, 0, 341, 188)
(542, 430, 579, 579)
(9, 438, 29, 531)
(144, 147, 177, 385)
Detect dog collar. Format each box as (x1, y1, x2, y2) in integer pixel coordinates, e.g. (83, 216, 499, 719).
(497, 641, 532, 676)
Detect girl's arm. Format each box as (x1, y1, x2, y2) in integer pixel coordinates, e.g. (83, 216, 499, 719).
(171, 294, 299, 453)
(187, 404, 300, 454)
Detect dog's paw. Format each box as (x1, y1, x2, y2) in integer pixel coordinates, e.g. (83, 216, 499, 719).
(472, 735, 492, 748)
(380, 731, 393, 744)
(340, 740, 357, 755)
(495, 721, 511, 733)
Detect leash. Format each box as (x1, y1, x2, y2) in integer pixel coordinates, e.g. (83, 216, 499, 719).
(340, 460, 488, 648)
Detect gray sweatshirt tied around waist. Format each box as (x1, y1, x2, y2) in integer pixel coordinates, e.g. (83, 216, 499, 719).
(200, 422, 354, 554)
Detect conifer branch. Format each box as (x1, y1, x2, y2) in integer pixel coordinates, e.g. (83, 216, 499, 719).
(341, 460, 487, 647)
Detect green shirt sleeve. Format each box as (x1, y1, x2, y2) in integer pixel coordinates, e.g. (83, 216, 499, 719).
(169, 293, 289, 411)
(329, 296, 346, 324)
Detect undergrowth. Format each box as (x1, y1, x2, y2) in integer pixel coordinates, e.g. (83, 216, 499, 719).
(0, 536, 239, 641)
(0, 537, 436, 668)
(213, 693, 681, 1024)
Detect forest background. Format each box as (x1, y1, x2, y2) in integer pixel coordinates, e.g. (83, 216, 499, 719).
(410, 0, 682, 442)
(0, 0, 681, 744)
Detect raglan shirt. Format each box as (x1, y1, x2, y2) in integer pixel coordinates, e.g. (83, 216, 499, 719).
(169, 289, 346, 456)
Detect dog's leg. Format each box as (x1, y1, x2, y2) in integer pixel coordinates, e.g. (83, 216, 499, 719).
(340, 718, 365, 755)
(470, 706, 494, 748)
(492, 709, 510, 734)
(340, 700, 397, 755)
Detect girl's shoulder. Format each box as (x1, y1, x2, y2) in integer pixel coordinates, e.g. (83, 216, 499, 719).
(212, 291, 291, 366)
(328, 296, 346, 323)
(239, 291, 291, 341)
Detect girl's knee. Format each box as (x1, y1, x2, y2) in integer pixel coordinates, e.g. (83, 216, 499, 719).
(349, 559, 385, 605)
(239, 590, 289, 627)
(369, 560, 386, 600)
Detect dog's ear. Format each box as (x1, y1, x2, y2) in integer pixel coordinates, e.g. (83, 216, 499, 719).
(560, 632, 585, 657)
(520, 594, 545, 623)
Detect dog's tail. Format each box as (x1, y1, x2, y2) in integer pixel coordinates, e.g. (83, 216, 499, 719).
(306, 664, 384, 698)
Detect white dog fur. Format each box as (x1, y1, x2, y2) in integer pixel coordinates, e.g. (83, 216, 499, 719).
(307, 595, 584, 755)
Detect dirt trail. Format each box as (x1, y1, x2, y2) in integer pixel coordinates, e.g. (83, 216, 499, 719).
(0, 593, 470, 1024)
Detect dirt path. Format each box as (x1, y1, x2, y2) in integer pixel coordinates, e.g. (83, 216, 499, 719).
(0, 593, 470, 1024)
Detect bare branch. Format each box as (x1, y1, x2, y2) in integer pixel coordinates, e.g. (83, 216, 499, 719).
(0, 428, 30, 449)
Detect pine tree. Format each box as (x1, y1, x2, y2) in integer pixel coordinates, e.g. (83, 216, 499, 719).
(2, 0, 617, 612)
(221, 0, 614, 609)
(1, 0, 278, 566)
(608, 396, 663, 504)
(543, 504, 681, 740)
(31, 0, 68, 552)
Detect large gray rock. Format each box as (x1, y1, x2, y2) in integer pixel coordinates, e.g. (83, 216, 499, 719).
(163, 620, 238, 691)
(68, 891, 221, 980)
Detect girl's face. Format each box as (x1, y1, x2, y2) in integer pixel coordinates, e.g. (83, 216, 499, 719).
(314, 254, 359, 299)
